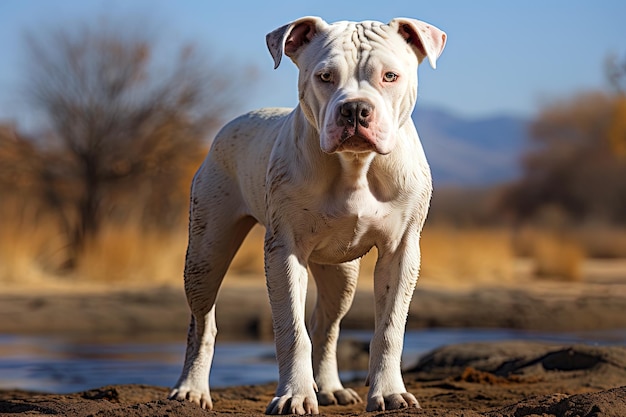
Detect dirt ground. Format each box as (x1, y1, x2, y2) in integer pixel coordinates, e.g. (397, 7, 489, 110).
(1, 341, 625, 416)
(1, 260, 625, 416)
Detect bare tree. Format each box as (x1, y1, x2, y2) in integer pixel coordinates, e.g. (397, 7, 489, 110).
(22, 19, 253, 266)
(605, 53, 626, 157)
(606, 53, 626, 94)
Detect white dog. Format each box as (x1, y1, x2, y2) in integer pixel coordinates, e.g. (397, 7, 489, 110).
(169, 16, 446, 414)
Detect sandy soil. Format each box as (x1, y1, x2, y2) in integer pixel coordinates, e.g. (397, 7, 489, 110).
(1, 260, 625, 415)
(1, 342, 625, 416)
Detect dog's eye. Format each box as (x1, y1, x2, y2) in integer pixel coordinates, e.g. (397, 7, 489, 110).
(383, 72, 398, 83)
(319, 72, 332, 83)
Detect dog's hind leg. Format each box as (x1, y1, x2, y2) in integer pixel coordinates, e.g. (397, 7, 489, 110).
(169, 167, 256, 410)
(309, 259, 363, 406)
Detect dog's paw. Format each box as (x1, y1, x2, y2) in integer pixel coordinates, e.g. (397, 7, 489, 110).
(168, 387, 213, 410)
(366, 392, 420, 412)
(317, 388, 362, 406)
(265, 394, 319, 415)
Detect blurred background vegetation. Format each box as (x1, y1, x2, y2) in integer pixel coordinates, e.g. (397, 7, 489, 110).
(0, 18, 249, 283)
(1, 15, 625, 287)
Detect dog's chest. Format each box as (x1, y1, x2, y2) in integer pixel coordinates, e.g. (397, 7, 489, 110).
(306, 188, 403, 264)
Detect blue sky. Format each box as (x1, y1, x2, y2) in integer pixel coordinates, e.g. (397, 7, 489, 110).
(0, 0, 625, 127)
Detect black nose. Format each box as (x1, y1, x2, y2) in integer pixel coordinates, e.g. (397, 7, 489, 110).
(338, 101, 373, 128)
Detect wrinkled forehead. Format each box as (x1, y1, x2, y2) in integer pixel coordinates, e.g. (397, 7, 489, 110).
(306, 20, 416, 68)
(326, 20, 394, 43)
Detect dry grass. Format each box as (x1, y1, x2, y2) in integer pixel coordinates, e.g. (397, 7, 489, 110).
(419, 227, 515, 286)
(513, 225, 626, 260)
(0, 205, 621, 288)
(530, 232, 584, 281)
(0, 198, 188, 286)
(75, 223, 187, 285)
(511, 226, 621, 281)
(0, 199, 66, 284)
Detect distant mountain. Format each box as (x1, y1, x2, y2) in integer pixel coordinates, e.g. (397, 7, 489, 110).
(413, 107, 530, 186)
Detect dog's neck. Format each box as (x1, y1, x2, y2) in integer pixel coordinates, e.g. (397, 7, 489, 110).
(336, 152, 376, 191)
(337, 150, 405, 204)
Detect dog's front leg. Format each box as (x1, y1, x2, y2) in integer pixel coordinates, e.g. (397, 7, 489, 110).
(366, 231, 422, 412)
(264, 234, 319, 415)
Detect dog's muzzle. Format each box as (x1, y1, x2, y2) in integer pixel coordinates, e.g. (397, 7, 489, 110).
(334, 100, 378, 153)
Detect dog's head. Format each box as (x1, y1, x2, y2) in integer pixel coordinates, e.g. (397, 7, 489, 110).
(267, 17, 446, 155)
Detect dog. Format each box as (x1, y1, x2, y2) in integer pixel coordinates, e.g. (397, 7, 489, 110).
(169, 16, 446, 414)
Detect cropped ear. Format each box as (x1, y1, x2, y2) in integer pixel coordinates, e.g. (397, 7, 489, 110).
(266, 16, 327, 69)
(389, 18, 447, 69)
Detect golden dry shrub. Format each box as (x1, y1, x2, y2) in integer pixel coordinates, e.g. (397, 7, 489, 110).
(419, 227, 515, 286)
(75, 221, 187, 284)
(531, 232, 584, 282)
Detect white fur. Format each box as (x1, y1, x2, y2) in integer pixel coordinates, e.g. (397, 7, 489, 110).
(169, 16, 446, 414)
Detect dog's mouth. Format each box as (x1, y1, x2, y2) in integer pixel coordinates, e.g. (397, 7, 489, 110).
(334, 134, 377, 153)
(322, 126, 391, 155)
(326, 127, 377, 153)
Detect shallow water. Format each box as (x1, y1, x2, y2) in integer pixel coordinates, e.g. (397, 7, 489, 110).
(1, 328, 625, 394)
